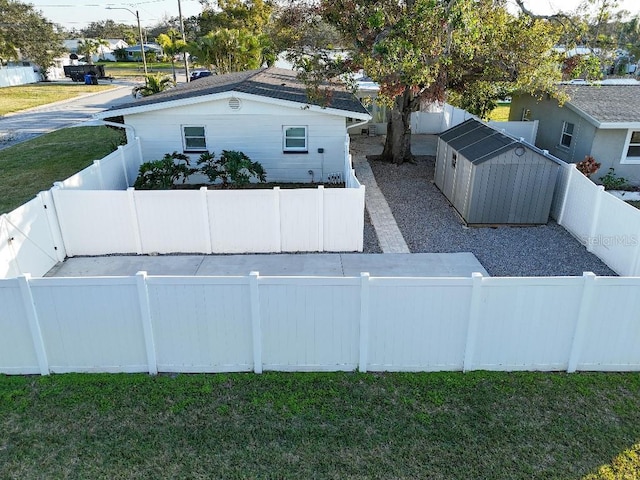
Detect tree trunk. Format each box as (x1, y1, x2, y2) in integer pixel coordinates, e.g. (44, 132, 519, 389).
(380, 86, 415, 164)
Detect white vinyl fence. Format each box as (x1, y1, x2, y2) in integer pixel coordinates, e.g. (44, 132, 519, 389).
(0, 65, 40, 87)
(553, 163, 640, 276)
(2, 271, 640, 375)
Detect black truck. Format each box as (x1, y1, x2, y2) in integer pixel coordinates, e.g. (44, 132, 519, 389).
(63, 64, 107, 82)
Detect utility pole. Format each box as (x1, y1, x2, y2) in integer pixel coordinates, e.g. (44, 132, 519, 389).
(106, 7, 148, 79)
(177, 0, 190, 82)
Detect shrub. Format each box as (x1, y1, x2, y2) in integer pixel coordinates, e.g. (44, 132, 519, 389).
(197, 150, 266, 188)
(133, 152, 195, 189)
(599, 167, 628, 190)
(576, 155, 601, 177)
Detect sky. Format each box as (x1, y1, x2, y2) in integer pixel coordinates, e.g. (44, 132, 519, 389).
(27, 0, 640, 30)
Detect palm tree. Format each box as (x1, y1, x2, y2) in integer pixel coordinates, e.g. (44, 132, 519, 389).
(132, 74, 175, 97)
(77, 38, 109, 65)
(156, 29, 187, 82)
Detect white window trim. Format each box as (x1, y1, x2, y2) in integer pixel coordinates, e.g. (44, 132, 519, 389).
(182, 125, 207, 152)
(283, 125, 308, 152)
(559, 121, 574, 149)
(621, 129, 640, 165)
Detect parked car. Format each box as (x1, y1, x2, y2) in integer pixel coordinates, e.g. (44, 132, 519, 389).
(190, 70, 212, 81)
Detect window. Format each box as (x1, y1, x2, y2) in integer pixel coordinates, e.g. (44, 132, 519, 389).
(622, 130, 640, 164)
(521, 108, 531, 121)
(283, 126, 307, 152)
(560, 121, 574, 148)
(182, 126, 206, 152)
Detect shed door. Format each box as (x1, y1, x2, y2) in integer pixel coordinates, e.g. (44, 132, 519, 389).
(443, 150, 458, 200)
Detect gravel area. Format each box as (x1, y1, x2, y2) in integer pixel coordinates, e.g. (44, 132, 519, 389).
(363, 209, 382, 253)
(354, 136, 616, 276)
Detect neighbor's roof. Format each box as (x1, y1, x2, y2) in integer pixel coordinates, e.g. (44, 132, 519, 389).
(97, 67, 370, 119)
(439, 118, 560, 165)
(561, 84, 640, 127)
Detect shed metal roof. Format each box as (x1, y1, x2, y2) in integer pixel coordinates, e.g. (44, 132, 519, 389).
(439, 118, 549, 164)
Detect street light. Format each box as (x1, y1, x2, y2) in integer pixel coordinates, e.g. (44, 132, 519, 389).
(105, 6, 148, 79)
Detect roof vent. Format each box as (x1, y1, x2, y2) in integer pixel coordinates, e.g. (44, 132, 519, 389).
(228, 97, 241, 110)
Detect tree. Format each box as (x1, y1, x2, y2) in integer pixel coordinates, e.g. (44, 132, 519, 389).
(303, 0, 564, 164)
(77, 38, 109, 65)
(188, 28, 262, 73)
(0, 0, 65, 73)
(156, 29, 187, 81)
(80, 20, 138, 45)
(132, 74, 175, 97)
(197, 0, 273, 34)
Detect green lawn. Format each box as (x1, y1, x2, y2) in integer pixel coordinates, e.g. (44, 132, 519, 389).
(0, 126, 125, 214)
(1, 372, 639, 479)
(0, 83, 115, 116)
(627, 201, 640, 210)
(488, 103, 511, 122)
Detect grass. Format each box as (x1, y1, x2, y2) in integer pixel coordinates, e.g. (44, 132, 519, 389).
(1, 371, 639, 479)
(627, 201, 640, 209)
(0, 126, 125, 214)
(487, 102, 511, 122)
(0, 83, 115, 116)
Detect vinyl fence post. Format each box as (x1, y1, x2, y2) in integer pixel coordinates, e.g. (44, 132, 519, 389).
(136, 271, 157, 375)
(38, 190, 66, 262)
(586, 186, 605, 253)
(567, 272, 596, 373)
(317, 186, 324, 252)
(127, 188, 143, 254)
(463, 272, 484, 373)
(249, 272, 263, 374)
(557, 164, 574, 226)
(118, 145, 130, 187)
(2, 214, 21, 276)
(135, 137, 143, 170)
(274, 187, 282, 253)
(358, 272, 370, 372)
(93, 160, 105, 190)
(18, 274, 49, 375)
(200, 187, 213, 254)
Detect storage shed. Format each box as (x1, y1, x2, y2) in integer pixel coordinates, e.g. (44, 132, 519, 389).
(435, 119, 561, 225)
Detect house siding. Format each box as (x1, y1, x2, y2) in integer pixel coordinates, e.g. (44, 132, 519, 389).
(124, 96, 348, 183)
(509, 94, 595, 163)
(591, 129, 640, 184)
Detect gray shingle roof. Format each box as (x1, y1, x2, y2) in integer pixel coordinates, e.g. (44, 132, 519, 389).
(562, 84, 640, 124)
(104, 67, 369, 116)
(439, 118, 539, 164)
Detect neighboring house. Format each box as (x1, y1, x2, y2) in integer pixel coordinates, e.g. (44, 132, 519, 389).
(94, 67, 371, 182)
(124, 43, 163, 61)
(510, 83, 640, 184)
(63, 39, 128, 62)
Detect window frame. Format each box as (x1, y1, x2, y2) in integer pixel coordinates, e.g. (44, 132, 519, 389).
(182, 125, 207, 153)
(559, 121, 574, 149)
(621, 129, 640, 164)
(283, 125, 308, 153)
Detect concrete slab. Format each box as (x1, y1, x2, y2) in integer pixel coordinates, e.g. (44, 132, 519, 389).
(46, 252, 489, 278)
(46, 255, 206, 277)
(196, 254, 344, 276)
(340, 253, 489, 277)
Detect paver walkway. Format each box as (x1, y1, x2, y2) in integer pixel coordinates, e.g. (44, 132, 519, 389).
(351, 134, 438, 254)
(354, 159, 410, 253)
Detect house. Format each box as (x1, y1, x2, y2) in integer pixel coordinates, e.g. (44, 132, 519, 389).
(124, 43, 163, 61)
(63, 39, 129, 63)
(510, 83, 640, 184)
(94, 67, 371, 182)
(435, 118, 560, 225)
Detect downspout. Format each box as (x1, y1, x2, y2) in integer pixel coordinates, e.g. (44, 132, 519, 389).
(98, 120, 138, 143)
